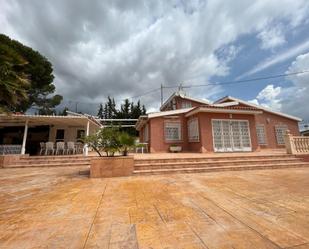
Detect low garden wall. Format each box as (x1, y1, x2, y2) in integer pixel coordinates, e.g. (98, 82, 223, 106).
(90, 156, 134, 178)
(0, 154, 27, 168)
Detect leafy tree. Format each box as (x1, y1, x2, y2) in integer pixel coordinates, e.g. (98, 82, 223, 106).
(0, 34, 62, 113)
(58, 106, 68, 116)
(0, 35, 30, 112)
(84, 126, 135, 157)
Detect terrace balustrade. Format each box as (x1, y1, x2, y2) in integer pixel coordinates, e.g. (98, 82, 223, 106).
(285, 130, 309, 154)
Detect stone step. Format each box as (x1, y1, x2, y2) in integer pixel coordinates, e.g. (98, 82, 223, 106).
(135, 154, 296, 164)
(10, 158, 91, 165)
(134, 158, 302, 170)
(4, 162, 90, 168)
(133, 162, 309, 175)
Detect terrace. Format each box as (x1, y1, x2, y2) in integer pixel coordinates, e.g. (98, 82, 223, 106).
(0, 166, 308, 248)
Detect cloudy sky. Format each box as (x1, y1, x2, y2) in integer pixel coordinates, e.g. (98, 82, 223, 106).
(1, 0, 309, 120)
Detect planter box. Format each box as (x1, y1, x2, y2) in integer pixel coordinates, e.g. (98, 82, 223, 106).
(90, 156, 134, 178)
(169, 146, 182, 153)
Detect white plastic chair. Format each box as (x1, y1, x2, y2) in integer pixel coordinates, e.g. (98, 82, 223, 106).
(56, 142, 65, 155)
(75, 142, 83, 154)
(45, 142, 54, 155)
(39, 142, 46, 155)
(67, 142, 76, 154)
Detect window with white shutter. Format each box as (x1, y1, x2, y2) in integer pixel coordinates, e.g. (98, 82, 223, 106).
(256, 124, 267, 145)
(143, 124, 149, 142)
(188, 118, 199, 142)
(275, 125, 288, 145)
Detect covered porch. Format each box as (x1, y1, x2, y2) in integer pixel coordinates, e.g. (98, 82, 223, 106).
(0, 114, 101, 156)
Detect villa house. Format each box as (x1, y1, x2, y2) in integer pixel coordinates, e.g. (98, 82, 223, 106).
(136, 91, 301, 153)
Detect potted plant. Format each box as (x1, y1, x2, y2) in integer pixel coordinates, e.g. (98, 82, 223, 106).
(169, 144, 182, 153)
(83, 127, 134, 178)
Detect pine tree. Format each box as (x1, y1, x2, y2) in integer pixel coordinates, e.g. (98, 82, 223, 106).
(97, 103, 104, 119)
(121, 99, 131, 119)
(142, 105, 146, 115)
(103, 103, 108, 119)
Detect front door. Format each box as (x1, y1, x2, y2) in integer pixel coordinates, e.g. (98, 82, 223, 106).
(212, 119, 251, 152)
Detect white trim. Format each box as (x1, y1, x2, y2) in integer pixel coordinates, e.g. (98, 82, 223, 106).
(212, 101, 239, 107)
(215, 96, 302, 121)
(211, 119, 252, 152)
(148, 108, 194, 119)
(186, 107, 262, 117)
(83, 120, 90, 156)
(21, 120, 28, 155)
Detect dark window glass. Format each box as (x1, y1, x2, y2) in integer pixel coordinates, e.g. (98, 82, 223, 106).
(77, 130, 85, 140)
(56, 129, 65, 141)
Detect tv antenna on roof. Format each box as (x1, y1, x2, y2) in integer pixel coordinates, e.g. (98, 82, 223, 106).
(178, 83, 186, 97)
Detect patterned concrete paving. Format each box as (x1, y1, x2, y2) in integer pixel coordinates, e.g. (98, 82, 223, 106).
(0, 167, 309, 249)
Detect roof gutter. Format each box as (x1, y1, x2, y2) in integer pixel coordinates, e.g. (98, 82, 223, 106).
(185, 107, 263, 117)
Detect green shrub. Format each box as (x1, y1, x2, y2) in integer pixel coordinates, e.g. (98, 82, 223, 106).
(83, 126, 135, 157)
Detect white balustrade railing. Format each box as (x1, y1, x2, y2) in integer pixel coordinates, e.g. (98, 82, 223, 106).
(0, 145, 22, 155)
(284, 131, 309, 155)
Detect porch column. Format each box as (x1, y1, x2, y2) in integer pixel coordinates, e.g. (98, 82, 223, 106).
(21, 120, 29, 155)
(83, 120, 90, 156)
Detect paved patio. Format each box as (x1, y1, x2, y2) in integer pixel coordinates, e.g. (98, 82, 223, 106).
(0, 167, 309, 249)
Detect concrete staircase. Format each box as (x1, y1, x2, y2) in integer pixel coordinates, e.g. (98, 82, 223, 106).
(3, 155, 90, 168)
(133, 154, 309, 175)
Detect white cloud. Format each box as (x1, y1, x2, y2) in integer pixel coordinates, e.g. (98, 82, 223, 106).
(257, 24, 286, 50)
(1, 0, 309, 114)
(255, 84, 282, 110)
(250, 85, 282, 111)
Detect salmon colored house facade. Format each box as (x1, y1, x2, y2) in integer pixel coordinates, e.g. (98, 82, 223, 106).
(136, 92, 301, 153)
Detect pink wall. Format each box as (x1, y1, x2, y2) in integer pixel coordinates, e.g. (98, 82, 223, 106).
(254, 111, 299, 149)
(148, 114, 190, 153)
(146, 113, 259, 153)
(197, 113, 259, 152)
(139, 104, 300, 153)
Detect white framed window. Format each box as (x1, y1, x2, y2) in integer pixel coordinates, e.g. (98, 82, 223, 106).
(188, 118, 199, 142)
(143, 124, 149, 142)
(181, 101, 192, 109)
(165, 121, 181, 141)
(256, 124, 267, 145)
(275, 125, 288, 145)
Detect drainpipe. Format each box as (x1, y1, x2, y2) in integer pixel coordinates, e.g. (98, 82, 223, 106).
(21, 120, 29, 155)
(83, 120, 90, 156)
